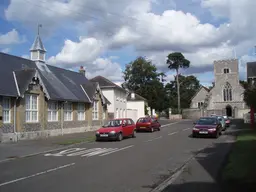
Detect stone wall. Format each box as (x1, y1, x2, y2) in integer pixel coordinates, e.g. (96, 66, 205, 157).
(182, 109, 202, 119)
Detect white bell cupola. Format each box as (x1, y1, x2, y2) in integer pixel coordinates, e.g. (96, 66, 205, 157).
(30, 24, 46, 62)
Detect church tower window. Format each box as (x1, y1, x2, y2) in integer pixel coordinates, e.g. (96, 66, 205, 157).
(223, 68, 230, 74)
(223, 82, 232, 101)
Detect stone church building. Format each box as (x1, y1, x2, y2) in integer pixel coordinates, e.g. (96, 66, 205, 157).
(183, 59, 249, 119)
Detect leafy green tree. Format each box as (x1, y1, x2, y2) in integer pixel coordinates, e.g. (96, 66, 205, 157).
(166, 52, 190, 114)
(244, 88, 256, 109)
(122, 57, 166, 111)
(165, 75, 200, 111)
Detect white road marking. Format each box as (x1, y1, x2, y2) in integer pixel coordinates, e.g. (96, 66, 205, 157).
(67, 148, 101, 156)
(0, 163, 75, 187)
(44, 147, 131, 158)
(161, 122, 179, 128)
(168, 131, 178, 136)
(182, 128, 191, 131)
(144, 136, 163, 142)
(99, 145, 134, 156)
(44, 148, 86, 157)
(82, 148, 118, 157)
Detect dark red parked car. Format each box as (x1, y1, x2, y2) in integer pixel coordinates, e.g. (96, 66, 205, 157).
(192, 117, 222, 138)
(95, 118, 136, 141)
(136, 117, 161, 132)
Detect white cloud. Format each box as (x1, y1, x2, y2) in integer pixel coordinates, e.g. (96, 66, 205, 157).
(21, 54, 29, 59)
(0, 29, 25, 45)
(48, 37, 104, 67)
(1, 48, 10, 53)
(5, 0, 256, 83)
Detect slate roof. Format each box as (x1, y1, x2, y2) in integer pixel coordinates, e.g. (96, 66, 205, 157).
(30, 35, 46, 52)
(90, 76, 126, 93)
(247, 62, 256, 78)
(0, 52, 105, 104)
(14, 68, 37, 97)
(127, 92, 147, 101)
(190, 86, 210, 101)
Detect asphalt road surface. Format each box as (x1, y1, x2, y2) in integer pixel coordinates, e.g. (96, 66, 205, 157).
(0, 120, 231, 192)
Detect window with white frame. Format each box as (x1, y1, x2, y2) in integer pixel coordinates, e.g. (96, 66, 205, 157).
(92, 101, 98, 120)
(77, 103, 85, 121)
(48, 101, 58, 122)
(223, 82, 232, 101)
(25, 94, 38, 123)
(2, 97, 11, 123)
(64, 103, 73, 121)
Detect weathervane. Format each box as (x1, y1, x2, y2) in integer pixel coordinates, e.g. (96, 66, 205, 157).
(37, 24, 42, 35)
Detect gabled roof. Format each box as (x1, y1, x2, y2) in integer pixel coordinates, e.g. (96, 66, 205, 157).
(190, 86, 210, 101)
(0, 52, 95, 103)
(14, 68, 37, 97)
(30, 35, 46, 52)
(90, 76, 126, 93)
(127, 92, 147, 101)
(81, 81, 111, 105)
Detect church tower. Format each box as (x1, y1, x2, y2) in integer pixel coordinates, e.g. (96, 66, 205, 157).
(30, 24, 46, 62)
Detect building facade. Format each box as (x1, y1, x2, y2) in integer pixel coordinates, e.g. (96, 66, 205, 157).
(0, 33, 109, 143)
(90, 76, 127, 119)
(184, 59, 248, 119)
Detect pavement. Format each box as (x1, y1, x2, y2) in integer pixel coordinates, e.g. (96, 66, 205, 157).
(0, 119, 236, 192)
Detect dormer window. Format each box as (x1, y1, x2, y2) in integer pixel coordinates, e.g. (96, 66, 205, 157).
(224, 68, 230, 74)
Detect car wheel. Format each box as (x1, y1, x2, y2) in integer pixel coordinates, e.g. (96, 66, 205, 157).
(150, 127, 154, 133)
(215, 131, 219, 139)
(192, 134, 197, 138)
(117, 133, 123, 141)
(157, 127, 160, 131)
(132, 130, 136, 138)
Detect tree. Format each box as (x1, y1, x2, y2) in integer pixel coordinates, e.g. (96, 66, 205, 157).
(166, 52, 190, 114)
(122, 57, 167, 112)
(165, 75, 200, 112)
(244, 88, 256, 109)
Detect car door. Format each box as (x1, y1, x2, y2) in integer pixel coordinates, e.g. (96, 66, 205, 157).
(122, 119, 129, 136)
(151, 118, 157, 129)
(127, 119, 135, 135)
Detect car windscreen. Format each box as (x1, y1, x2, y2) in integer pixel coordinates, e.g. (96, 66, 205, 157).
(197, 118, 217, 125)
(137, 118, 150, 123)
(104, 120, 122, 127)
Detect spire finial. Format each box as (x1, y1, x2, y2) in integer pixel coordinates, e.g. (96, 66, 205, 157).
(37, 24, 42, 35)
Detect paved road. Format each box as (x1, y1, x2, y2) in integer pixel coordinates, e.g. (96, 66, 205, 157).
(0, 120, 231, 192)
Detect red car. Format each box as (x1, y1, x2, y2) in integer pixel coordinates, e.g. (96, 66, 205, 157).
(95, 118, 136, 141)
(192, 117, 222, 138)
(223, 116, 231, 127)
(136, 117, 161, 132)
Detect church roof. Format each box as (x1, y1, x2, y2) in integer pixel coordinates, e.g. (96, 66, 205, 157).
(190, 86, 210, 101)
(30, 35, 46, 52)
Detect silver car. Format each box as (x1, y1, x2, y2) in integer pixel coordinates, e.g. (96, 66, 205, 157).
(216, 116, 226, 131)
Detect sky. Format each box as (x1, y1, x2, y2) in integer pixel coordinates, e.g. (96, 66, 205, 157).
(1, 0, 256, 87)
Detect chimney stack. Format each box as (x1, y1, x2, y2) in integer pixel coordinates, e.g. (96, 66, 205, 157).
(79, 66, 85, 76)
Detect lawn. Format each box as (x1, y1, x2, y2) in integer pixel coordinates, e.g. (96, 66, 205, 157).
(56, 136, 96, 145)
(222, 130, 256, 191)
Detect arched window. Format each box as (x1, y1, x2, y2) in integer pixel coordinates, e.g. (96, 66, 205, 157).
(223, 68, 230, 74)
(223, 82, 232, 101)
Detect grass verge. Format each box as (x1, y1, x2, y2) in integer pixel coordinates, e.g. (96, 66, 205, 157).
(56, 136, 96, 145)
(222, 129, 256, 191)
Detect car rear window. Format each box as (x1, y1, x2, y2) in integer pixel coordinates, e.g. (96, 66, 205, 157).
(137, 118, 150, 123)
(197, 118, 217, 125)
